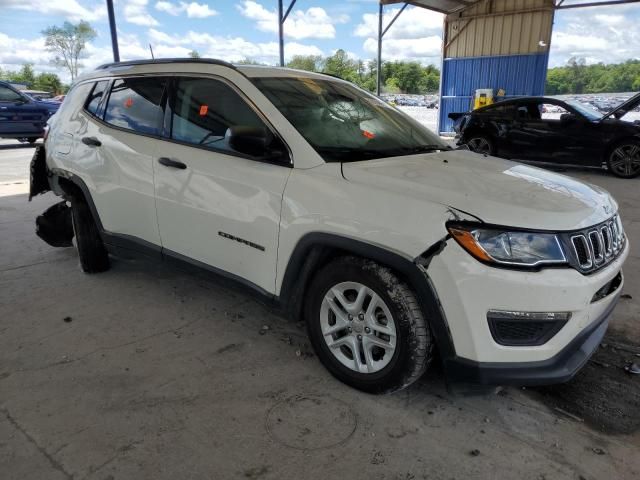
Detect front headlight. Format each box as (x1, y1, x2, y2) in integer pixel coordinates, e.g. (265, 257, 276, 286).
(448, 224, 567, 268)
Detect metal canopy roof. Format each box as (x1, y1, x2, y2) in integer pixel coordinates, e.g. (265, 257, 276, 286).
(382, 0, 640, 14)
(381, 0, 479, 15)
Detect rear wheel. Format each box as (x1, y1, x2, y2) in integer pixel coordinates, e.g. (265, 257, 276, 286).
(607, 141, 640, 178)
(70, 195, 110, 273)
(305, 256, 433, 393)
(466, 135, 494, 155)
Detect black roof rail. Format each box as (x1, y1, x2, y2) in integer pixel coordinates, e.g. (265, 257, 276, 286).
(96, 57, 237, 70)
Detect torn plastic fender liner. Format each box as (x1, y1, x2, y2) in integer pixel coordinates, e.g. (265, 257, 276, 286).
(415, 236, 449, 269)
(36, 201, 74, 247)
(29, 146, 50, 201)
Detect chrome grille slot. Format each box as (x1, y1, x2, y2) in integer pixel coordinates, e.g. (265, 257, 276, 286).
(571, 235, 592, 269)
(565, 215, 625, 274)
(588, 231, 604, 265)
(601, 225, 613, 258)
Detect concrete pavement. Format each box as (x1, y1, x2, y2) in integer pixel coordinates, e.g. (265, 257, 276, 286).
(1, 147, 639, 480)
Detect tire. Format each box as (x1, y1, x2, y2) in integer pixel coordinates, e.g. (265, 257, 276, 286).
(465, 135, 494, 155)
(27, 137, 38, 144)
(305, 256, 433, 394)
(70, 195, 110, 273)
(606, 140, 640, 178)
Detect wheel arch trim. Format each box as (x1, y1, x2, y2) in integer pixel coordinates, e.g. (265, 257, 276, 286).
(278, 232, 457, 360)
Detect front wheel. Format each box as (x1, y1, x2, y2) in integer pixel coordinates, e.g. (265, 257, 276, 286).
(305, 256, 433, 393)
(607, 141, 640, 178)
(465, 135, 494, 155)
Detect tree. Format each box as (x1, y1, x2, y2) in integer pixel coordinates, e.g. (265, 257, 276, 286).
(33, 73, 63, 94)
(287, 55, 322, 72)
(188, 50, 200, 58)
(323, 49, 358, 81)
(42, 21, 96, 81)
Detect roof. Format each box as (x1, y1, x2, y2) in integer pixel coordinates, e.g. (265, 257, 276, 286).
(81, 58, 341, 82)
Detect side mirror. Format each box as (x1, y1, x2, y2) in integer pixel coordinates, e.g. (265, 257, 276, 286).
(560, 113, 577, 124)
(226, 126, 285, 160)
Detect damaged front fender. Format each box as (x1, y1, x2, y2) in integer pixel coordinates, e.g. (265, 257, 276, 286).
(36, 201, 74, 247)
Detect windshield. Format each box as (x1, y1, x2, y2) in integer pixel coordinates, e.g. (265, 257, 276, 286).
(565, 100, 603, 121)
(252, 77, 449, 162)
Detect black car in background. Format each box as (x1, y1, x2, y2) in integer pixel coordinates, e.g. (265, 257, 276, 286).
(450, 94, 640, 178)
(0, 81, 59, 143)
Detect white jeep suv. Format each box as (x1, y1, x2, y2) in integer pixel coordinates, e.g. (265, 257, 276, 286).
(31, 59, 628, 393)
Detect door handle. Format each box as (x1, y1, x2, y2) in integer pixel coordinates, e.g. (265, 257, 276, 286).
(158, 157, 187, 170)
(81, 136, 101, 147)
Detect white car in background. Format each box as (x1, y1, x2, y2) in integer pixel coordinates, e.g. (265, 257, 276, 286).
(31, 59, 628, 393)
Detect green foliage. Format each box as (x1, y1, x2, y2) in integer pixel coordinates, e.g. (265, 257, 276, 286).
(42, 21, 97, 80)
(235, 58, 265, 65)
(546, 57, 640, 95)
(188, 50, 200, 58)
(286, 50, 440, 94)
(33, 73, 64, 94)
(0, 63, 65, 94)
(286, 55, 323, 72)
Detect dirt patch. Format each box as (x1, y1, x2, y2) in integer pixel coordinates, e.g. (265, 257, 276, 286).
(531, 335, 640, 435)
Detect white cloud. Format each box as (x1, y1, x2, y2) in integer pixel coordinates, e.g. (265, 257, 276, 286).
(237, 1, 348, 40)
(355, 6, 442, 40)
(363, 36, 442, 61)
(154, 1, 217, 18)
(124, 0, 159, 26)
(0, 0, 106, 22)
(355, 6, 443, 63)
(147, 29, 323, 63)
(550, 9, 640, 66)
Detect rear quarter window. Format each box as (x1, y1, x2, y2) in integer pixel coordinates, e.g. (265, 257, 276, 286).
(103, 77, 167, 136)
(85, 80, 109, 117)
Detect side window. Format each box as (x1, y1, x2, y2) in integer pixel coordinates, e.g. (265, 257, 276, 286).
(0, 85, 23, 102)
(170, 77, 272, 155)
(487, 104, 516, 117)
(104, 77, 167, 135)
(540, 103, 567, 120)
(85, 81, 109, 117)
(514, 104, 540, 120)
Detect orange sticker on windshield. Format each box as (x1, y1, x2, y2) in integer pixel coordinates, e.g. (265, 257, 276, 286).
(362, 130, 375, 139)
(199, 105, 208, 116)
(124, 97, 133, 108)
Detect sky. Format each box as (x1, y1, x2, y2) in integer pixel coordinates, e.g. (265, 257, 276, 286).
(0, 0, 639, 83)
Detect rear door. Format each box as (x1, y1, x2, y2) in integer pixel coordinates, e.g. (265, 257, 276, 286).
(153, 75, 292, 294)
(76, 76, 168, 248)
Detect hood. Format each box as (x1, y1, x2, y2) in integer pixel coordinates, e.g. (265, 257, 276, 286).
(342, 150, 617, 231)
(601, 92, 640, 121)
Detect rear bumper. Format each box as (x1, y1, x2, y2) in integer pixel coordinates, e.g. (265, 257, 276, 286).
(443, 294, 617, 386)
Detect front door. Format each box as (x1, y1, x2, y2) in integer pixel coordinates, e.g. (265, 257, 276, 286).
(153, 76, 291, 294)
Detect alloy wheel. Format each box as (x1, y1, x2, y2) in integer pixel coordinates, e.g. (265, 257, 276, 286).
(609, 144, 640, 177)
(320, 281, 397, 374)
(466, 137, 491, 154)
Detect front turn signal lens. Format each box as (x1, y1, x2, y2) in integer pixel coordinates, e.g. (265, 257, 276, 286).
(448, 227, 493, 262)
